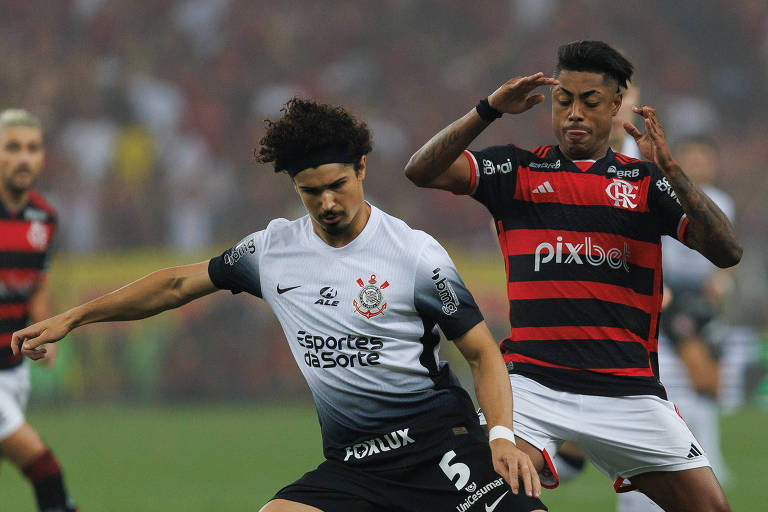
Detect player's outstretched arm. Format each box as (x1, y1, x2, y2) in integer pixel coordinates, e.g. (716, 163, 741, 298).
(625, 106, 742, 267)
(453, 321, 541, 499)
(11, 261, 218, 360)
(404, 73, 558, 193)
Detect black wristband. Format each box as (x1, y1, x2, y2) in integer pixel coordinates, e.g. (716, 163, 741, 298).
(476, 98, 502, 122)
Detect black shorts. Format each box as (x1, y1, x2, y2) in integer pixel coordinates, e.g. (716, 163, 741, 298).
(272, 429, 546, 512)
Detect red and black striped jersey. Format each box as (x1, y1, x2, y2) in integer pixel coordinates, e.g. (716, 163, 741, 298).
(462, 144, 688, 398)
(0, 191, 57, 369)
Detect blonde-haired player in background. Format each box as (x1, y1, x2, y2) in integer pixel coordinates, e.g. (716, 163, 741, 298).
(0, 109, 78, 511)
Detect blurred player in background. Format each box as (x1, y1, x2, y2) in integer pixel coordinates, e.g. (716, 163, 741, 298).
(0, 109, 78, 511)
(405, 40, 741, 511)
(12, 99, 547, 512)
(618, 137, 736, 512)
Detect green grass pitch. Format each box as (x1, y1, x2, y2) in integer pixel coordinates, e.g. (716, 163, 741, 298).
(2, 404, 766, 510)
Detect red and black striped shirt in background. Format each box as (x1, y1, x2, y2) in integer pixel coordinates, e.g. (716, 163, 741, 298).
(0, 191, 56, 369)
(461, 144, 688, 399)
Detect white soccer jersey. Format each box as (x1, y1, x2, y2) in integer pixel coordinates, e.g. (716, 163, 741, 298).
(208, 204, 485, 468)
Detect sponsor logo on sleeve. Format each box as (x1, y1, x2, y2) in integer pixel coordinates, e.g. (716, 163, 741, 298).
(431, 268, 460, 315)
(343, 429, 415, 461)
(224, 238, 255, 265)
(656, 176, 681, 204)
(482, 158, 520, 175)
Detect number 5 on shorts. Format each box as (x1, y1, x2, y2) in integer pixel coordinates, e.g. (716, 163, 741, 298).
(439, 450, 471, 490)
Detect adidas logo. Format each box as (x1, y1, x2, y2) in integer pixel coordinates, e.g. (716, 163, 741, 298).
(532, 181, 554, 194)
(687, 443, 703, 459)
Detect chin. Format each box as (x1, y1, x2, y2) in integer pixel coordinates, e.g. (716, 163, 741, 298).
(562, 144, 588, 159)
(323, 222, 349, 236)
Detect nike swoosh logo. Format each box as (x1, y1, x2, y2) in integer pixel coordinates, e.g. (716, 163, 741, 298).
(276, 284, 301, 295)
(485, 491, 509, 512)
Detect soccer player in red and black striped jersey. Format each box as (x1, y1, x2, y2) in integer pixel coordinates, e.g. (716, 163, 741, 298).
(405, 41, 741, 512)
(0, 109, 78, 511)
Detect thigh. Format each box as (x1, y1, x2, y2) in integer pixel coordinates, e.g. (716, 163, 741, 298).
(616, 490, 663, 512)
(503, 375, 575, 489)
(578, 394, 711, 489)
(0, 366, 29, 443)
(272, 461, 385, 512)
(629, 466, 730, 512)
(260, 498, 337, 512)
(402, 437, 547, 512)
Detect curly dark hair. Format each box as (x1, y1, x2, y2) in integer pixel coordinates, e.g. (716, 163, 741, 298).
(255, 97, 373, 175)
(555, 40, 633, 90)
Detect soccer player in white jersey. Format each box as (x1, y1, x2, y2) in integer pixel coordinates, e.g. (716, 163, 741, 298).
(11, 98, 547, 512)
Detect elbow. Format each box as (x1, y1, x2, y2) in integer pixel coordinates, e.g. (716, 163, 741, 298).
(714, 243, 743, 268)
(404, 156, 427, 187)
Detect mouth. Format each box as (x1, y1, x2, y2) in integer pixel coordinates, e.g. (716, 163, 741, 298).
(565, 128, 589, 142)
(321, 213, 343, 225)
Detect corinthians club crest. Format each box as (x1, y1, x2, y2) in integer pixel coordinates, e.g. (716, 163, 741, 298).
(353, 274, 389, 319)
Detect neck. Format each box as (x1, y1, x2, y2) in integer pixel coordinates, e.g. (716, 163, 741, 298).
(0, 185, 29, 213)
(314, 202, 372, 248)
(561, 143, 609, 162)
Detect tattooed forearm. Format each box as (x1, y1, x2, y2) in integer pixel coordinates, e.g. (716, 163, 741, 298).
(663, 164, 742, 267)
(424, 129, 462, 166)
(405, 108, 489, 187)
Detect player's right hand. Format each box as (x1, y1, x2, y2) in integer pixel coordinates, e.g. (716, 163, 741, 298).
(11, 314, 72, 361)
(490, 438, 542, 498)
(487, 72, 559, 115)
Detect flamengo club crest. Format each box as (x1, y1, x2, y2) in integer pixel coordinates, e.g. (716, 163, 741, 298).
(353, 274, 389, 319)
(605, 178, 639, 209)
(27, 221, 50, 250)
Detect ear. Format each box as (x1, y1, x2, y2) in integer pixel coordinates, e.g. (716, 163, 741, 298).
(357, 155, 367, 180)
(611, 91, 623, 117)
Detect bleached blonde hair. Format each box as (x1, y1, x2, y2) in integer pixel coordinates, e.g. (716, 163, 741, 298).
(0, 109, 41, 131)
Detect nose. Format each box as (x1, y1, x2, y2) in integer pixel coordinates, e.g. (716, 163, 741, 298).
(320, 190, 336, 211)
(568, 101, 584, 121)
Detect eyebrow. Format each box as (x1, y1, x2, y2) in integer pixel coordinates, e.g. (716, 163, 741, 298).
(557, 87, 601, 99)
(299, 177, 347, 193)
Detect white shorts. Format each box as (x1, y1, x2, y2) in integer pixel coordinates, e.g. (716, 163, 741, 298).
(0, 363, 30, 441)
(480, 374, 710, 491)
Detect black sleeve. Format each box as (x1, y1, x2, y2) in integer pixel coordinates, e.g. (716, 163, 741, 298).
(413, 236, 483, 340)
(207, 234, 262, 297)
(461, 144, 521, 218)
(647, 163, 688, 240)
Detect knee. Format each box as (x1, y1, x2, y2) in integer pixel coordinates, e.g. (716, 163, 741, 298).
(707, 493, 731, 512)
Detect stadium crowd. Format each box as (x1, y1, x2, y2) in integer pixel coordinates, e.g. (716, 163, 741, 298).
(1, 0, 766, 401)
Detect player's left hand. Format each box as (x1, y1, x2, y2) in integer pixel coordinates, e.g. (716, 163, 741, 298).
(35, 341, 58, 368)
(624, 105, 676, 171)
(489, 438, 541, 498)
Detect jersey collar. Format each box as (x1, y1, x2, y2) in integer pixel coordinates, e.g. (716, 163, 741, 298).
(305, 201, 381, 253)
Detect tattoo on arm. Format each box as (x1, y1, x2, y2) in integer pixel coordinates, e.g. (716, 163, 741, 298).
(665, 166, 742, 267)
(424, 129, 462, 166)
(406, 109, 489, 186)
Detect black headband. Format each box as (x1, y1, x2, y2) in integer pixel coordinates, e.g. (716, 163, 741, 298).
(282, 147, 360, 177)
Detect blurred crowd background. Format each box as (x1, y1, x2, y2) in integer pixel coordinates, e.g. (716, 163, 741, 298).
(2, 0, 767, 405)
